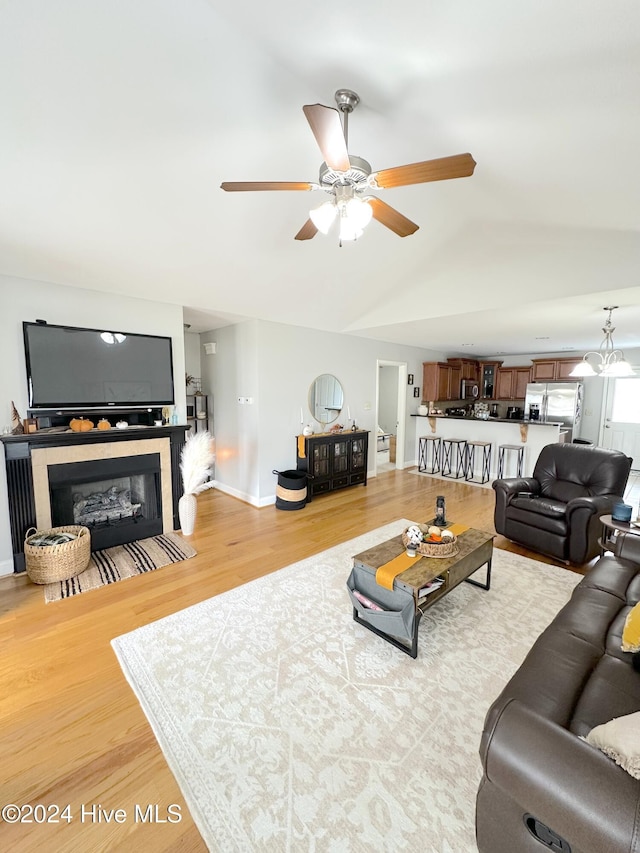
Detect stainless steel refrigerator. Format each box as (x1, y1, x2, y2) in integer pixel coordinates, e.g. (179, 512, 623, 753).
(524, 382, 583, 441)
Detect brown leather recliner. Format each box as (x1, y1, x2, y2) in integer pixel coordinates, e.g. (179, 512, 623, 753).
(493, 442, 632, 564)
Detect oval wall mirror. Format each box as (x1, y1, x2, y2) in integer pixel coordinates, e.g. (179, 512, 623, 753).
(308, 374, 344, 426)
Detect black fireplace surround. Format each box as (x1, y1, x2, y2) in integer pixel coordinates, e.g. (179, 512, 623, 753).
(1, 423, 189, 573)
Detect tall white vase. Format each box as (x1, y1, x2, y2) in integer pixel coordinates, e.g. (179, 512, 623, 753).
(178, 493, 197, 536)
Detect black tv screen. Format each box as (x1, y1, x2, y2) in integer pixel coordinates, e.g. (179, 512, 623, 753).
(23, 321, 175, 409)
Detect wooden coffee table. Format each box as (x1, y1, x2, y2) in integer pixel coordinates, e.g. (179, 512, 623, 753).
(348, 526, 493, 658)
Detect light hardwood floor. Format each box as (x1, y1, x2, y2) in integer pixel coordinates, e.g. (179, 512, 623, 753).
(0, 470, 594, 852)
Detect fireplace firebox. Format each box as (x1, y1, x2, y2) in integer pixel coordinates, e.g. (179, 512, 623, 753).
(48, 454, 162, 551)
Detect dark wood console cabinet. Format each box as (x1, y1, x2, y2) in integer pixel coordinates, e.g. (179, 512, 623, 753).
(296, 431, 369, 500)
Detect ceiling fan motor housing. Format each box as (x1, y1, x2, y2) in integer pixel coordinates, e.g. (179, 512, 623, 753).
(319, 155, 372, 190)
(334, 89, 360, 113)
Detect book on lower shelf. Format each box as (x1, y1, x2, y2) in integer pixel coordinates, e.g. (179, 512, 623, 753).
(417, 577, 445, 600)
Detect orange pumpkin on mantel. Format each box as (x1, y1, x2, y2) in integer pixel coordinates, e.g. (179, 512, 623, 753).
(69, 417, 94, 432)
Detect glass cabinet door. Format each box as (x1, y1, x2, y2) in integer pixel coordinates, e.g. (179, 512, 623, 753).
(312, 443, 330, 477)
(350, 437, 366, 470)
(333, 439, 349, 474)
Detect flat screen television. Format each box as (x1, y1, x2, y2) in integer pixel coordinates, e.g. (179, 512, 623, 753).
(23, 321, 175, 410)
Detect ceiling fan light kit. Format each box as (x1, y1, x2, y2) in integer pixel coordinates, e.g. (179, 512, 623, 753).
(221, 88, 476, 243)
(570, 306, 635, 378)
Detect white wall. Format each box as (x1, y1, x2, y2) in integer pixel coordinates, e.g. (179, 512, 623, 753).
(199, 321, 261, 504)
(200, 319, 446, 505)
(0, 275, 187, 575)
(184, 332, 201, 386)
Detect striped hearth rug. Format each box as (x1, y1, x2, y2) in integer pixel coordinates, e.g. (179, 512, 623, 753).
(44, 533, 196, 603)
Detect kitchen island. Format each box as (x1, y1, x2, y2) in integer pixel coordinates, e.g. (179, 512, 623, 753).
(412, 415, 563, 479)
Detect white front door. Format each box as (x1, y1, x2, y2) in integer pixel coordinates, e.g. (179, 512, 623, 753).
(601, 376, 640, 468)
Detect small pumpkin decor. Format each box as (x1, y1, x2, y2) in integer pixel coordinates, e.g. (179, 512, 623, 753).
(97, 418, 111, 430)
(69, 417, 94, 432)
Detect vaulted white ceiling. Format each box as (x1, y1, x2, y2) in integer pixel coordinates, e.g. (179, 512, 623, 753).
(1, 0, 639, 356)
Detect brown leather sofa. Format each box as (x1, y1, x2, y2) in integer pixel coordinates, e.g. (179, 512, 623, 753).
(493, 442, 632, 564)
(476, 532, 640, 853)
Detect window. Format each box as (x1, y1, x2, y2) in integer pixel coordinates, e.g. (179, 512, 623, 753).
(611, 378, 640, 423)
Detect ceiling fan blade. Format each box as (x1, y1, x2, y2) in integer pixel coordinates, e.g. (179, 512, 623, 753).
(369, 198, 419, 237)
(220, 181, 314, 192)
(302, 104, 351, 173)
(294, 219, 318, 241)
(372, 153, 476, 189)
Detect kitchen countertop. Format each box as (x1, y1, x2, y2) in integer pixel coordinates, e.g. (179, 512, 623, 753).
(411, 413, 563, 425)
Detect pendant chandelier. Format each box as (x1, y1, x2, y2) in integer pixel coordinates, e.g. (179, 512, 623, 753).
(570, 306, 635, 377)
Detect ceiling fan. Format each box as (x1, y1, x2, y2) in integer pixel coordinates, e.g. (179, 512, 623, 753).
(221, 89, 476, 243)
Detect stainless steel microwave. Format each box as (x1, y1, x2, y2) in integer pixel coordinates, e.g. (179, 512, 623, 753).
(460, 380, 479, 399)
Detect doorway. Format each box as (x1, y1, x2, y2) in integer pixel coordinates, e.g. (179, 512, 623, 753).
(375, 361, 407, 475)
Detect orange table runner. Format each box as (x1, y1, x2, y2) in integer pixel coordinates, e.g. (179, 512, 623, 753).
(297, 435, 306, 458)
(375, 523, 469, 590)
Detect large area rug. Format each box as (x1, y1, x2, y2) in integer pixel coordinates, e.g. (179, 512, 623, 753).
(111, 519, 580, 852)
(45, 533, 196, 602)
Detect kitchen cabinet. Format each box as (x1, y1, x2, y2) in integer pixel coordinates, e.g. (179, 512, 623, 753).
(556, 358, 582, 379)
(449, 365, 461, 399)
(496, 366, 532, 400)
(422, 362, 461, 402)
(478, 361, 502, 399)
(425, 359, 532, 402)
(531, 358, 582, 381)
(496, 368, 515, 400)
(530, 360, 556, 381)
(446, 358, 479, 382)
(514, 367, 532, 398)
(296, 431, 369, 500)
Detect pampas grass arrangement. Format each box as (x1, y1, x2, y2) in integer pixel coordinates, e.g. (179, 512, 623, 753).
(180, 430, 216, 496)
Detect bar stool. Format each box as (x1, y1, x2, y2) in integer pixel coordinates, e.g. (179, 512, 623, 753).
(497, 444, 525, 478)
(465, 440, 492, 484)
(418, 435, 441, 474)
(441, 438, 468, 479)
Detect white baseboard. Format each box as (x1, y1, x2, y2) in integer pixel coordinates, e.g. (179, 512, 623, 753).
(369, 460, 416, 478)
(212, 481, 275, 508)
(0, 558, 14, 577)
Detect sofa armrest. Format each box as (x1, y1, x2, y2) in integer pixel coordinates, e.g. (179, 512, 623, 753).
(493, 478, 540, 536)
(566, 493, 621, 516)
(565, 494, 622, 563)
(481, 698, 640, 853)
(493, 477, 539, 498)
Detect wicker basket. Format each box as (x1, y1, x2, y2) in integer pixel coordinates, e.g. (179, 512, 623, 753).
(402, 526, 458, 559)
(24, 525, 91, 584)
